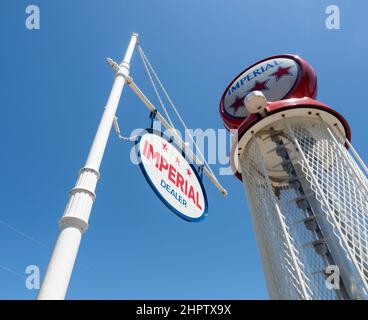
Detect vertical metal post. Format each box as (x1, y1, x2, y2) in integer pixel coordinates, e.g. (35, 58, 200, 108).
(37, 33, 138, 300)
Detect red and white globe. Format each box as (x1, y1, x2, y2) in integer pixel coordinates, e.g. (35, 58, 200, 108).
(219, 54, 318, 130)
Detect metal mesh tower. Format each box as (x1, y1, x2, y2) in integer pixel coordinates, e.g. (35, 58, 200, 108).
(231, 99, 368, 300)
(220, 54, 368, 300)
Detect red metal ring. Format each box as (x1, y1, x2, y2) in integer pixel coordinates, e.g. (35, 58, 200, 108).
(220, 54, 318, 130)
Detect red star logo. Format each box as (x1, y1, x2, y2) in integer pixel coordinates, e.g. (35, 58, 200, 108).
(162, 143, 168, 151)
(186, 169, 192, 177)
(269, 66, 293, 82)
(247, 79, 270, 92)
(175, 157, 180, 166)
(229, 95, 244, 115)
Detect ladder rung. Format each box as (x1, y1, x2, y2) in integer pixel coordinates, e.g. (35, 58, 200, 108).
(294, 214, 320, 225)
(303, 238, 327, 248)
(292, 193, 314, 203)
(271, 158, 297, 169)
(266, 142, 292, 154)
(303, 238, 330, 255)
(294, 215, 321, 231)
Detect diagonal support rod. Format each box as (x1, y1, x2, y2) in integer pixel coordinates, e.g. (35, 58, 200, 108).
(126, 78, 228, 196)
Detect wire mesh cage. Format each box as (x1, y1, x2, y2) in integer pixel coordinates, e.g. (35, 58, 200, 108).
(239, 116, 368, 300)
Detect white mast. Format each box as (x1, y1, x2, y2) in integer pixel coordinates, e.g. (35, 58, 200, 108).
(37, 33, 139, 300)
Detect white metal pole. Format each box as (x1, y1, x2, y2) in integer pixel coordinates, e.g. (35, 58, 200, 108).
(37, 33, 138, 300)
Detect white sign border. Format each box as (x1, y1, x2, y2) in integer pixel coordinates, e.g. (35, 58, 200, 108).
(135, 129, 209, 222)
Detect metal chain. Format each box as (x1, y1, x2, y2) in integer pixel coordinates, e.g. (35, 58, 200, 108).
(137, 45, 175, 129)
(137, 44, 218, 180)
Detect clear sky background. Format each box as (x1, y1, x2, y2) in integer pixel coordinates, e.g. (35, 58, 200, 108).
(1, 0, 367, 299)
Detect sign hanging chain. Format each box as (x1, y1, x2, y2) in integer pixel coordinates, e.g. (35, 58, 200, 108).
(137, 44, 218, 181)
(138, 45, 175, 130)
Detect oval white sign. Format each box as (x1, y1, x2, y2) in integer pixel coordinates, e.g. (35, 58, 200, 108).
(223, 57, 299, 118)
(136, 130, 208, 222)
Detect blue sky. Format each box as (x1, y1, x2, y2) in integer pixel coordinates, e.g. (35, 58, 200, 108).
(1, 0, 367, 299)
